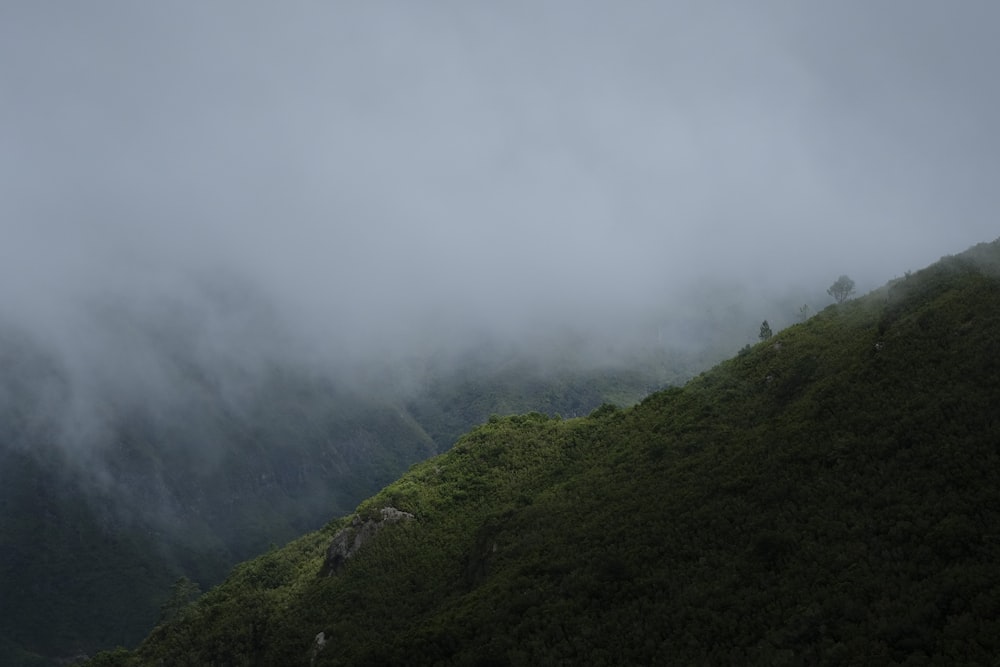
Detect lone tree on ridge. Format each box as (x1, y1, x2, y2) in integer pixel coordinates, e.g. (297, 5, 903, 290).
(827, 275, 856, 304)
(759, 320, 773, 341)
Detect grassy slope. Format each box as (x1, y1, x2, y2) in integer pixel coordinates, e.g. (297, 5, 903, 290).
(96, 240, 1000, 665)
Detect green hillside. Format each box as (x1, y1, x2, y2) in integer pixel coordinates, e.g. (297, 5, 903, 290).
(92, 240, 1000, 665)
(0, 328, 654, 664)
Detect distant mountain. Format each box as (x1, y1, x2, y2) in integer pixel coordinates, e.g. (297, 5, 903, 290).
(93, 239, 1000, 665)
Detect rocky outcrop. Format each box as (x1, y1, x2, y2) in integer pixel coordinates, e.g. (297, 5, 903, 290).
(322, 507, 414, 575)
(310, 631, 328, 666)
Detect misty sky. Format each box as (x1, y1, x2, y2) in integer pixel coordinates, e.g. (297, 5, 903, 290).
(3, 1, 999, 361)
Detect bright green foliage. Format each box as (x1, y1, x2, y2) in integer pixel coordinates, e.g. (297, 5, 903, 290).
(406, 360, 654, 450)
(91, 240, 1000, 666)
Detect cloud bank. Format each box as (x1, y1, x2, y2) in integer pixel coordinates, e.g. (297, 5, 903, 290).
(2, 1, 998, 368)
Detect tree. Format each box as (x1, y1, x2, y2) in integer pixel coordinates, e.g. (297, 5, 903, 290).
(759, 320, 773, 341)
(158, 576, 202, 624)
(797, 304, 810, 322)
(827, 275, 856, 304)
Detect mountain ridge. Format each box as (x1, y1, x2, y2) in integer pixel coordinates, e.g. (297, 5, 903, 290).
(89, 238, 1000, 665)
(0, 324, 657, 665)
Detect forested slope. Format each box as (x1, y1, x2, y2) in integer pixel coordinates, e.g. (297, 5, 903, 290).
(93, 240, 1000, 665)
(0, 327, 651, 665)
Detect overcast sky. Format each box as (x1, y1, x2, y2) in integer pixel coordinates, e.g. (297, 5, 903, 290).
(2, 1, 999, 362)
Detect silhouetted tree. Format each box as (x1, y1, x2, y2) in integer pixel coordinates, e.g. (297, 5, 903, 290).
(827, 275, 856, 303)
(759, 320, 773, 341)
(159, 577, 201, 624)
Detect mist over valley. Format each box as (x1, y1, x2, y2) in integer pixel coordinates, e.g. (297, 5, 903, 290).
(2, 2, 999, 663)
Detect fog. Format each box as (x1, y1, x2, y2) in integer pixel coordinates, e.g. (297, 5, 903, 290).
(3, 1, 999, 390)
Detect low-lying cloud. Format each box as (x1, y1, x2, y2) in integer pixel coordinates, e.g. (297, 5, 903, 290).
(2, 1, 998, 390)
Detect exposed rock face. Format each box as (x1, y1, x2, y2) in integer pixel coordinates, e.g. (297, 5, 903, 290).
(310, 631, 327, 666)
(322, 507, 414, 575)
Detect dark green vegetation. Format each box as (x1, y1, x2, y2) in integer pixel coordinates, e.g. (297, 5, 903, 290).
(0, 330, 654, 665)
(0, 357, 435, 660)
(92, 240, 1000, 665)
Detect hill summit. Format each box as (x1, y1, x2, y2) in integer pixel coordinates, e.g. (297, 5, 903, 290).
(92, 240, 1000, 666)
